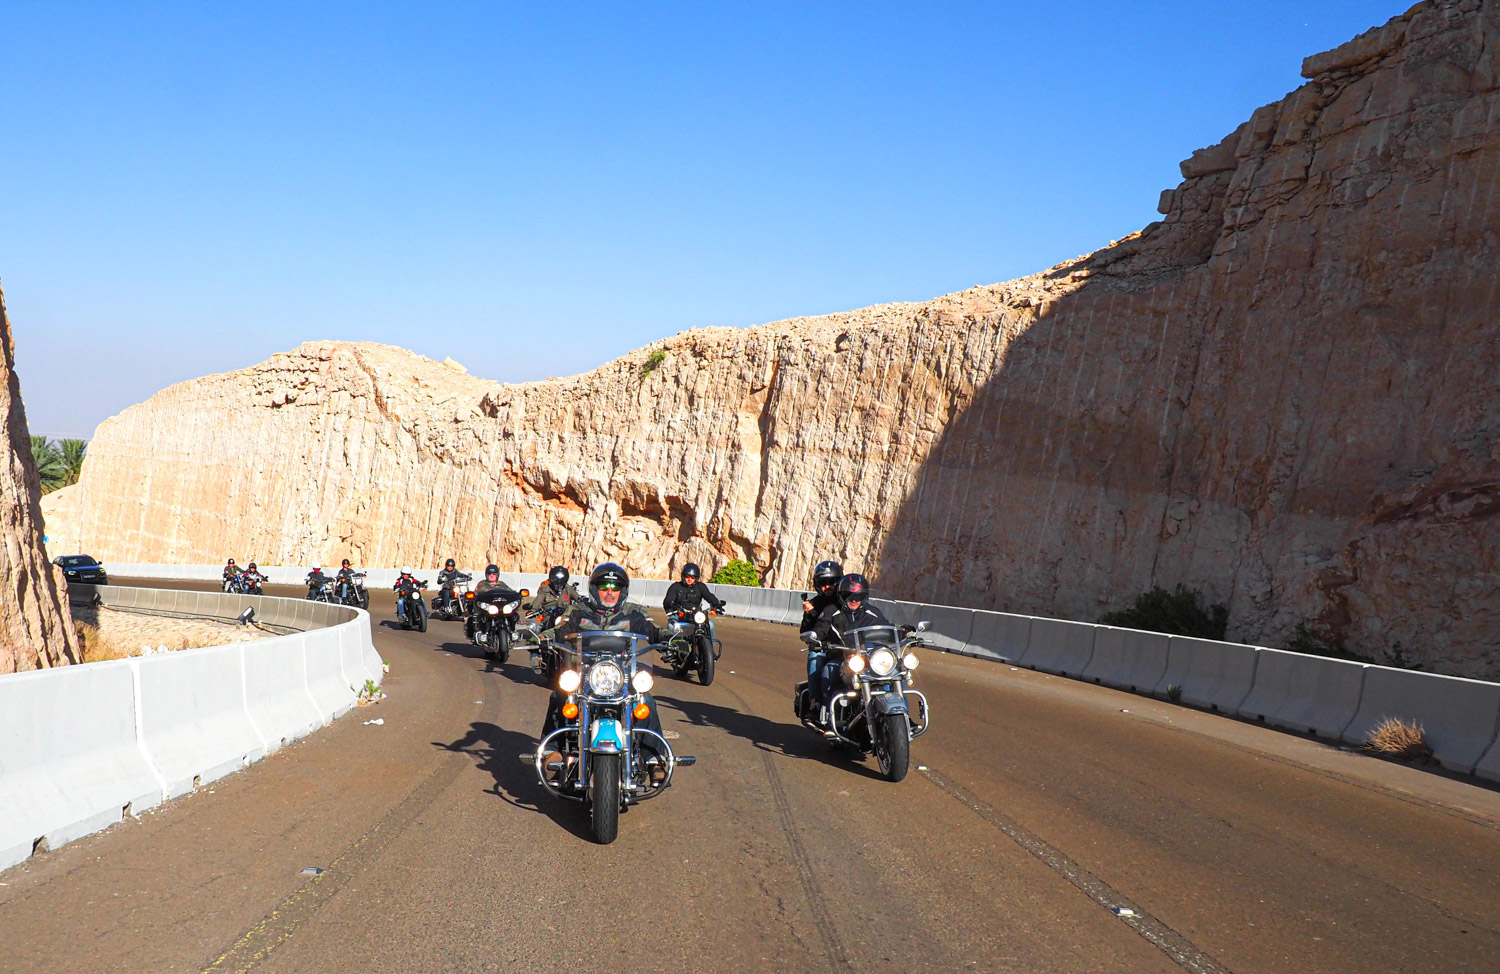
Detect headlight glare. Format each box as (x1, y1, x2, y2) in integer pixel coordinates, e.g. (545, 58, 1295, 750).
(502, 601, 517, 614)
(558, 669, 582, 693)
(846, 654, 867, 674)
(693, 610, 707, 624)
(869, 649, 897, 676)
(586, 661, 625, 696)
(481, 603, 499, 615)
(902, 652, 920, 670)
(632, 669, 654, 692)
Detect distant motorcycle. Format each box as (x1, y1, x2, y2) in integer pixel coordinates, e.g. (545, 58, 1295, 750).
(534, 630, 695, 844)
(795, 622, 932, 782)
(222, 572, 243, 594)
(241, 572, 267, 596)
(396, 577, 429, 632)
(659, 608, 721, 686)
(515, 600, 568, 683)
(336, 571, 370, 610)
(305, 572, 335, 602)
(432, 572, 473, 621)
(468, 588, 523, 663)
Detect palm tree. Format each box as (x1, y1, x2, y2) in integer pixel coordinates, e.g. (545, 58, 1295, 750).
(57, 438, 87, 486)
(30, 436, 65, 492)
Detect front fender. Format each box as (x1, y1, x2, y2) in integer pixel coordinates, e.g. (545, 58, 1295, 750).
(870, 691, 909, 716)
(588, 718, 625, 753)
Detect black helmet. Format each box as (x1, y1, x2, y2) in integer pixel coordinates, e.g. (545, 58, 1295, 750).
(681, 562, 700, 582)
(486, 563, 500, 578)
(341, 558, 351, 568)
(227, 558, 236, 566)
(548, 566, 569, 586)
(589, 562, 630, 605)
(836, 573, 870, 611)
(445, 558, 456, 569)
(248, 562, 257, 571)
(812, 560, 843, 589)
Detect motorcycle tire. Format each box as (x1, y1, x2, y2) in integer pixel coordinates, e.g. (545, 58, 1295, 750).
(497, 627, 511, 664)
(589, 752, 621, 845)
(697, 636, 715, 686)
(413, 600, 428, 634)
(671, 648, 691, 680)
(878, 714, 911, 783)
(360, 590, 370, 610)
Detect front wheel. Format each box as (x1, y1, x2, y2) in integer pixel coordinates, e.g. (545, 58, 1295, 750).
(697, 635, 715, 686)
(360, 589, 370, 610)
(497, 626, 512, 664)
(413, 599, 428, 633)
(877, 714, 910, 782)
(589, 752, 621, 844)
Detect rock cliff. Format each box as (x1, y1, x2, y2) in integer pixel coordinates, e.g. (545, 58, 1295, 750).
(0, 284, 79, 673)
(43, 1, 1500, 676)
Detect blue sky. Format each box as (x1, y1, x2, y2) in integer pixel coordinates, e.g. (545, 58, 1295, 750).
(6, 1, 1392, 439)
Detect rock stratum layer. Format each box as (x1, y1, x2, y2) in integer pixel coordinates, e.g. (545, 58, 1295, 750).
(43, 1, 1500, 676)
(1, 285, 78, 672)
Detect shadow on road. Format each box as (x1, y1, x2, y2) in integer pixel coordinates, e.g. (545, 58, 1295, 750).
(433, 721, 593, 841)
(655, 692, 883, 781)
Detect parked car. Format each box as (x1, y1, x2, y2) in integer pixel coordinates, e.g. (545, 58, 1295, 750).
(53, 554, 109, 585)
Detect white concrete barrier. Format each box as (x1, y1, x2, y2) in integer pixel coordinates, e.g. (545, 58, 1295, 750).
(243, 632, 325, 749)
(968, 612, 1033, 663)
(898, 601, 975, 656)
(1343, 667, 1500, 774)
(0, 662, 163, 872)
(1021, 617, 1098, 675)
(134, 646, 267, 799)
(1083, 627, 1171, 692)
(304, 627, 358, 721)
(1156, 636, 1260, 713)
(1237, 649, 1367, 739)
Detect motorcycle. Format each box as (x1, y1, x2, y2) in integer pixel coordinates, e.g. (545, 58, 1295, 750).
(396, 578, 430, 632)
(467, 588, 523, 663)
(432, 572, 473, 620)
(336, 571, 370, 609)
(533, 630, 696, 844)
(514, 599, 572, 683)
(795, 621, 932, 782)
(659, 607, 722, 686)
(241, 572, 267, 596)
(222, 572, 243, 594)
(305, 574, 336, 602)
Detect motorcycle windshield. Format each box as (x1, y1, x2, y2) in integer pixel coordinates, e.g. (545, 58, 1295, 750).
(569, 629, 650, 661)
(844, 625, 902, 653)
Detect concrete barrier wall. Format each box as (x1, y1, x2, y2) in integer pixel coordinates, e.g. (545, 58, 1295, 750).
(968, 612, 1033, 663)
(1083, 627, 1170, 692)
(0, 585, 380, 874)
(1021, 617, 1098, 676)
(1344, 667, 1500, 774)
(1156, 637, 1261, 713)
(1238, 649, 1367, 739)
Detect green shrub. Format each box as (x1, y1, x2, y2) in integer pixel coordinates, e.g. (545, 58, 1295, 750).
(640, 349, 666, 377)
(1099, 584, 1228, 640)
(709, 559, 760, 587)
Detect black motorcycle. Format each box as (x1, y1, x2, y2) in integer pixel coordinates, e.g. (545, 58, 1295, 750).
(515, 600, 569, 683)
(467, 587, 524, 663)
(335, 571, 370, 609)
(431, 572, 473, 621)
(796, 622, 931, 782)
(659, 607, 722, 686)
(305, 572, 335, 602)
(396, 578, 430, 632)
(241, 572, 267, 596)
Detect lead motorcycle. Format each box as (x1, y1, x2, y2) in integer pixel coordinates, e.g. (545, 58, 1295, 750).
(659, 607, 722, 686)
(795, 621, 932, 782)
(533, 630, 695, 844)
(396, 576, 430, 632)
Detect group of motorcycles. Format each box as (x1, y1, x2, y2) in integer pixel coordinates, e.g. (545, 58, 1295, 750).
(393, 566, 935, 843)
(306, 570, 372, 610)
(221, 569, 266, 596)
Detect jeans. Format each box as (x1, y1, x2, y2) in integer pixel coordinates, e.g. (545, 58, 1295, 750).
(806, 650, 827, 704)
(819, 656, 847, 708)
(396, 597, 406, 618)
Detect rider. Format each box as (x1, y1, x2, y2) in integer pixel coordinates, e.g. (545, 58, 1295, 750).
(436, 558, 462, 611)
(526, 565, 578, 621)
(222, 558, 240, 586)
(393, 566, 419, 620)
(304, 565, 329, 599)
(335, 558, 358, 602)
(243, 561, 266, 591)
(662, 562, 726, 617)
(467, 563, 517, 640)
(810, 573, 892, 723)
(540, 562, 668, 784)
(799, 560, 843, 709)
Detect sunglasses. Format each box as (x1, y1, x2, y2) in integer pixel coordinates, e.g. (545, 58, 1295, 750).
(598, 581, 622, 591)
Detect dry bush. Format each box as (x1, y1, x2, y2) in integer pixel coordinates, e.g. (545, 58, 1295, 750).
(1365, 717, 1432, 760)
(75, 622, 133, 663)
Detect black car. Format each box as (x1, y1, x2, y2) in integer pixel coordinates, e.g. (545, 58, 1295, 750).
(54, 554, 109, 585)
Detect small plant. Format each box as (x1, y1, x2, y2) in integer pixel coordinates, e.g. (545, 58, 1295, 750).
(355, 678, 386, 705)
(640, 349, 666, 377)
(1165, 683, 1183, 702)
(1099, 584, 1228, 640)
(709, 559, 761, 586)
(1365, 717, 1431, 760)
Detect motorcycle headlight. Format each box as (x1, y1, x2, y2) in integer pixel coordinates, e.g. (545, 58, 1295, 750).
(481, 603, 500, 616)
(846, 654, 867, 674)
(502, 601, 517, 614)
(869, 649, 897, 676)
(693, 610, 707, 624)
(632, 669, 654, 693)
(586, 661, 625, 696)
(902, 652, 920, 670)
(558, 669, 581, 693)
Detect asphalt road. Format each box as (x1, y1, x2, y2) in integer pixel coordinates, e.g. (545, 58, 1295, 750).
(2, 580, 1498, 973)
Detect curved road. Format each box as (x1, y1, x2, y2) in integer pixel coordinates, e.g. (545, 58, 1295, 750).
(1, 581, 1497, 973)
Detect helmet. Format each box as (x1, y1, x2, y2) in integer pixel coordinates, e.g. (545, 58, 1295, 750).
(681, 562, 700, 582)
(485, 563, 500, 578)
(548, 566, 569, 586)
(400, 565, 412, 576)
(227, 558, 236, 566)
(836, 573, 869, 611)
(812, 560, 843, 589)
(342, 558, 351, 568)
(248, 562, 257, 571)
(589, 562, 630, 606)
(445, 558, 456, 570)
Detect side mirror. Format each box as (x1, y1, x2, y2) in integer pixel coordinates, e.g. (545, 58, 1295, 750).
(800, 631, 819, 646)
(915, 620, 932, 633)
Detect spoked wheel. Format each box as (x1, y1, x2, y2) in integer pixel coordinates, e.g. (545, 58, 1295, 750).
(589, 752, 621, 844)
(413, 600, 428, 634)
(876, 714, 911, 782)
(697, 635, 715, 686)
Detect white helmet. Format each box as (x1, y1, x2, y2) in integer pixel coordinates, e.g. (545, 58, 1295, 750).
(400, 565, 412, 575)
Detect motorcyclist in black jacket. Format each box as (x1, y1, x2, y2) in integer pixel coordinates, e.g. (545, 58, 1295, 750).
(222, 558, 241, 589)
(305, 566, 330, 599)
(526, 565, 579, 620)
(335, 558, 358, 603)
(799, 560, 843, 708)
(811, 573, 891, 720)
(662, 563, 726, 615)
(436, 557, 461, 606)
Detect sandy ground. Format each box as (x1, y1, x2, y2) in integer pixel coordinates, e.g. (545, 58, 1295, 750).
(70, 604, 274, 661)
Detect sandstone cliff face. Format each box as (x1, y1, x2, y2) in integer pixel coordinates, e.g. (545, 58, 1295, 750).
(43, 1, 1500, 676)
(0, 285, 79, 673)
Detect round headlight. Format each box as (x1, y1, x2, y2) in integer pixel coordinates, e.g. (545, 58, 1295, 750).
(587, 661, 625, 696)
(502, 602, 516, 614)
(902, 652, 920, 670)
(693, 610, 707, 624)
(869, 649, 897, 676)
(558, 669, 582, 693)
(846, 654, 867, 674)
(481, 603, 500, 615)
(632, 669, 654, 693)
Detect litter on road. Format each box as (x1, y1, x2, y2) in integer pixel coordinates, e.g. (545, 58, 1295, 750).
(363, 718, 384, 726)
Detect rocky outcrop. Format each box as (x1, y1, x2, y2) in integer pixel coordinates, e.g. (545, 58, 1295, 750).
(43, 1, 1500, 676)
(0, 284, 79, 672)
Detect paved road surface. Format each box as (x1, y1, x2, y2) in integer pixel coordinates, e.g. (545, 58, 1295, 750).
(2, 580, 1497, 973)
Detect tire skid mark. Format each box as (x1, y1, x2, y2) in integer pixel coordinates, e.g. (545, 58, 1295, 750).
(719, 682, 854, 973)
(919, 765, 1235, 974)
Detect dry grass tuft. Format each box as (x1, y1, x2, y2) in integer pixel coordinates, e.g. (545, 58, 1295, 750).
(75, 622, 134, 663)
(1365, 717, 1432, 760)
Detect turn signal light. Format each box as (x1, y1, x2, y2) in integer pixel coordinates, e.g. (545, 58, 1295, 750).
(561, 701, 579, 720)
(633, 702, 650, 720)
